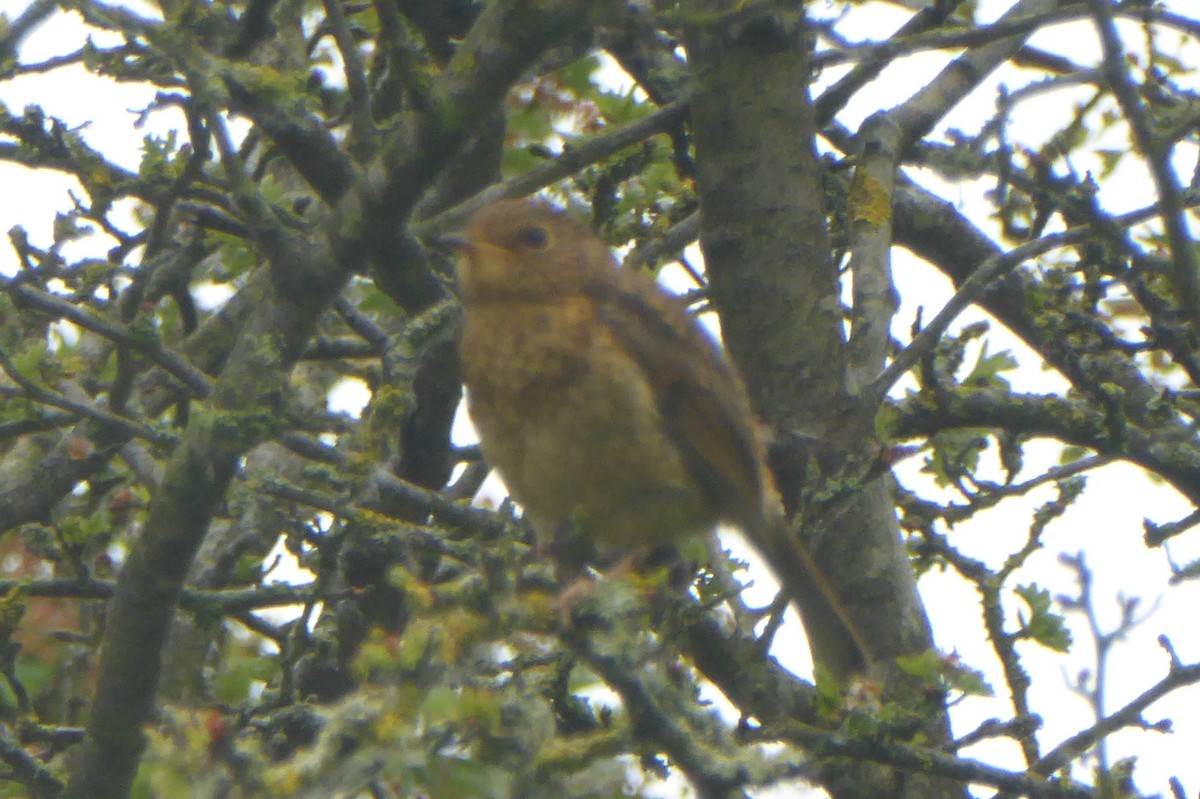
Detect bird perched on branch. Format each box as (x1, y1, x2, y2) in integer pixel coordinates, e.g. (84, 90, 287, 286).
(444, 198, 871, 675)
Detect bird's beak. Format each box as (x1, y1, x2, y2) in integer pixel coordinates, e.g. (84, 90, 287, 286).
(430, 232, 471, 252)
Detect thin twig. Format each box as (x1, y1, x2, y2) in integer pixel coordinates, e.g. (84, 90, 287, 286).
(5, 282, 211, 397)
(0, 362, 172, 447)
(1034, 656, 1200, 776)
(1086, 0, 1200, 332)
(420, 99, 690, 234)
(868, 224, 1091, 403)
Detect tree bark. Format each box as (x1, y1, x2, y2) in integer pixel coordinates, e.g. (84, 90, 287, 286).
(683, 4, 961, 797)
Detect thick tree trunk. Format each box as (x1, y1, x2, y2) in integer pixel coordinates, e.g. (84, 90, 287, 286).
(683, 4, 963, 797)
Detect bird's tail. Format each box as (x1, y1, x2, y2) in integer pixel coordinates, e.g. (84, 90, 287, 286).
(746, 507, 874, 678)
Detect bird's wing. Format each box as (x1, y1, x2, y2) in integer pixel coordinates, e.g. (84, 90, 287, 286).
(592, 272, 764, 524)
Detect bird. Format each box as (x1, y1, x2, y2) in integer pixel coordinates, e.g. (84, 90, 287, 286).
(445, 198, 871, 675)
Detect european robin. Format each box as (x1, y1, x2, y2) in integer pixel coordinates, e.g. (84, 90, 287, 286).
(447, 199, 870, 673)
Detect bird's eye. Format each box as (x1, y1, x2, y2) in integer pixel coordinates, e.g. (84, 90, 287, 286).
(517, 225, 551, 251)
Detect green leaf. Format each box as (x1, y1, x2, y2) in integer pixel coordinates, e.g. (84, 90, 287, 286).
(10, 339, 47, 379)
(1014, 583, 1072, 652)
(922, 428, 990, 487)
(962, 343, 1017, 389)
(213, 645, 277, 705)
(1058, 445, 1091, 465)
(896, 649, 993, 697)
(812, 663, 844, 718)
(553, 54, 602, 96)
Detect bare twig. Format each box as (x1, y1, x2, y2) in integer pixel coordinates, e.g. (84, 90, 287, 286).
(1086, 0, 1200, 332)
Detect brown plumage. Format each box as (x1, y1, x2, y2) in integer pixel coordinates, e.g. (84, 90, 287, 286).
(450, 199, 870, 674)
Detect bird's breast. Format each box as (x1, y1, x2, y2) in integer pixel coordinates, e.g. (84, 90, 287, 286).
(459, 295, 714, 547)
(460, 296, 595, 409)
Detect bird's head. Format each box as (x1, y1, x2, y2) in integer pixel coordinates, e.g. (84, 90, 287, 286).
(444, 200, 616, 303)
